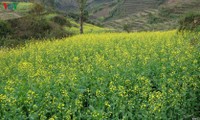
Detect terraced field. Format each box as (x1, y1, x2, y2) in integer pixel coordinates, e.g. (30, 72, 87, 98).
(121, 0, 159, 16)
(104, 9, 159, 31)
(104, 0, 200, 31)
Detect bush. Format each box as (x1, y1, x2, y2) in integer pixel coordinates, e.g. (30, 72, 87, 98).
(8, 16, 52, 39)
(29, 3, 44, 14)
(147, 13, 163, 24)
(1, 14, 76, 47)
(67, 12, 79, 21)
(31, 17, 52, 38)
(178, 12, 200, 32)
(0, 20, 12, 38)
(123, 23, 132, 33)
(159, 7, 174, 18)
(51, 15, 72, 27)
(47, 21, 72, 38)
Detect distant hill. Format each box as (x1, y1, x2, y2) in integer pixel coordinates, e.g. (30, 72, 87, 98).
(87, 0, 200, 31)
(48, 0, 200, 32)
(1, 0, 200, 31)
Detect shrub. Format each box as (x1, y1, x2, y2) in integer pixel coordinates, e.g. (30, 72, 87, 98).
(0, 20, 12, 38)
(7, 15, 72, 39)
(67, 12, 79, 21)
(29, 3, 44, 14)
(178, 12, 200, 32)
(123, 23, 132, 33)
(147, 13, 163, 24)
(47, 21, 72, 38)
(31, 17, 52, 38)
(51, 15, 72, 27)
(159, 7, 174, 18)
(8, 16, 54, 39)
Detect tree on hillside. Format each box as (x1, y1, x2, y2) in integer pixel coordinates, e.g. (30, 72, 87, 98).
(76, 0, 88, 34)
(123, 23, 132, 33)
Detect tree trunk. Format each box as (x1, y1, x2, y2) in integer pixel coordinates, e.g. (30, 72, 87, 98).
(80, 11, 84, 34)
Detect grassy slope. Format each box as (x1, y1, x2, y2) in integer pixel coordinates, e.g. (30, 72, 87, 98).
(44, 13, 110, 35)
(0, 31, 199, 119)
(0, 2, 109, 40)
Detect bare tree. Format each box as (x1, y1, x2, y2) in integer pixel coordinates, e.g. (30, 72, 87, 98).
(76, 0, 87, 34)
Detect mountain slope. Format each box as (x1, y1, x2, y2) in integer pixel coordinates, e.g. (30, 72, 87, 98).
(1, 0, 200, 31)
(102, 0, 200, 31)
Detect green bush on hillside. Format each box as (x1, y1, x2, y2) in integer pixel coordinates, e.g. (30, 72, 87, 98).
(123, 23, 132, 33)
(29, 3, 44, 14)
(8, 15, 72, 39)
(31, 17, 52, 38)
(8, 16, 52, 39)
(51, 15, 72, 27)
(178, 12, 200, 32)
(159, 7, 173, 18)
(0, 20, 12, 38)
(47, 21, 72, 38)
(0, 15, 72, 47)
(147, 13, 163, 24)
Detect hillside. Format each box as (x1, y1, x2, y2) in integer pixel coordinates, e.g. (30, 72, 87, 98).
(2, 0, 198, 32)
(0, 2, 109, 47)
(45, 0, 200, 31)
(113, 0, 160, 18)
(103, 0, 200, 31)
(35, 0, 199, 31)
(1, 0, 200, 35)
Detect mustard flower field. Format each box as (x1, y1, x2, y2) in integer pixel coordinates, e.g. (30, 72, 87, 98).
(0, 31, 199, 119)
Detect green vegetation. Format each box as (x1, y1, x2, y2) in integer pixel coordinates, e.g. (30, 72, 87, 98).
(0, 20, 12, 38)
(51, 15, 72, 26)
(0, 1, 109, 47)
(178, 12, 200, 32)
(14, 2, 35, 13)
(0, 14, 108, 47)
(0, 2, 200, 119)
(123, 23, 132, 33)
(29, 3, 44, 14)
(0, 15, 69, 47)
(0, 31, 199, 119)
